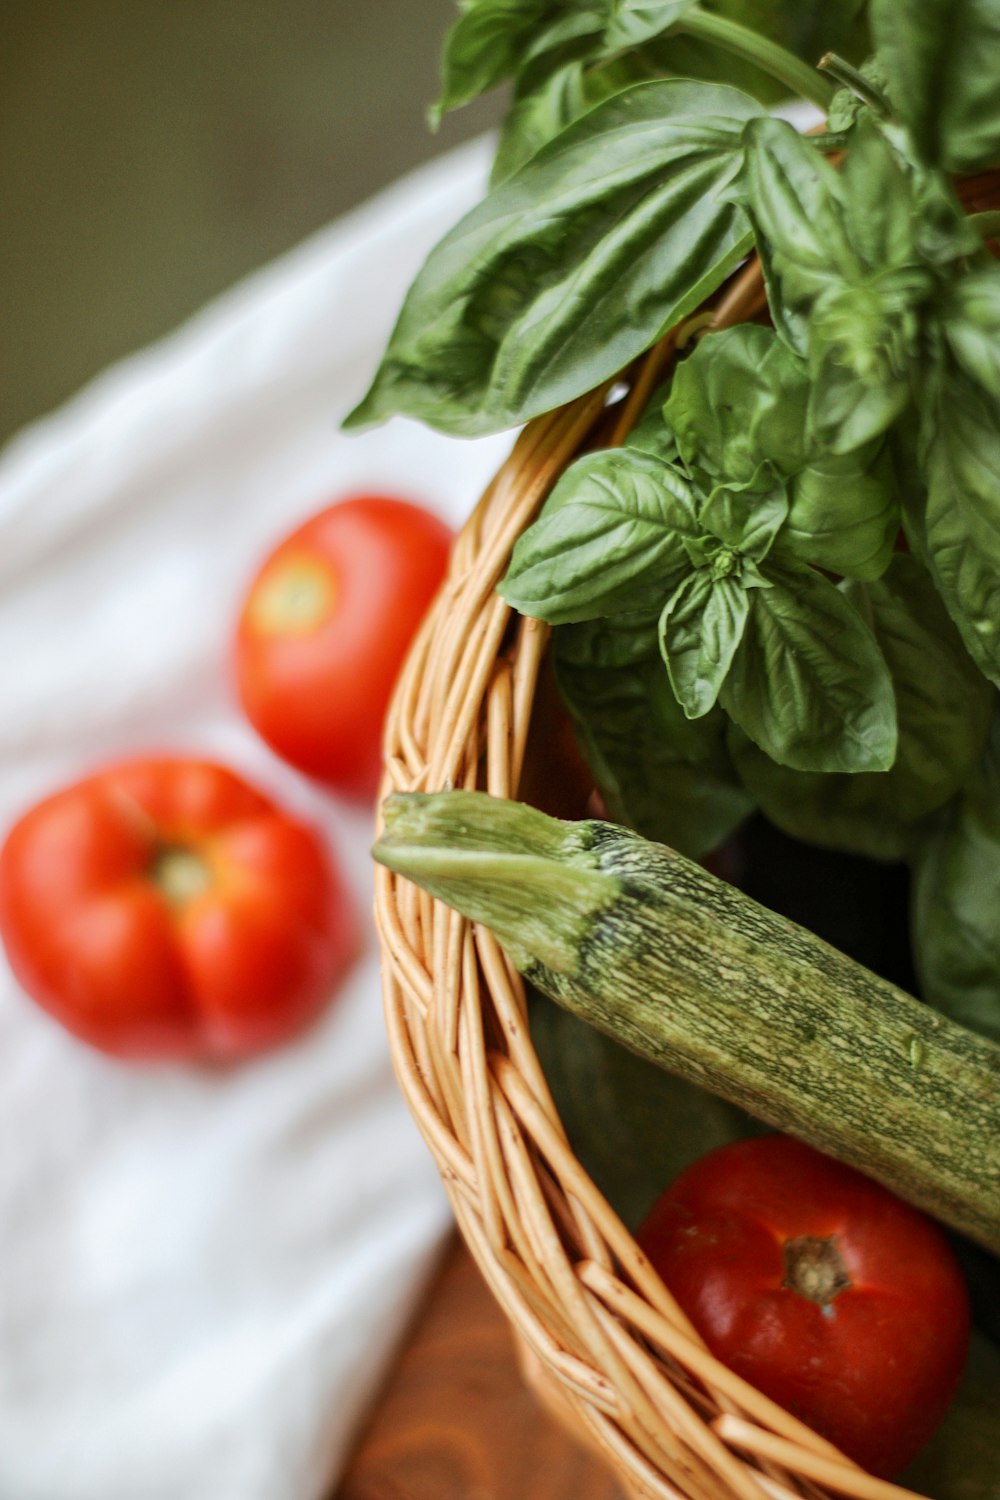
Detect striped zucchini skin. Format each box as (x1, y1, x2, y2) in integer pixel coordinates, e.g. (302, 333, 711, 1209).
(374, 790, 1000, 1254)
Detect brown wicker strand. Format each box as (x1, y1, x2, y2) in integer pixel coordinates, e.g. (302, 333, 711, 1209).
(712, 1420, 920, 1500)
(451, 1189, 622, 1414)
(585, 1300, 782, 1500)
(575, 1263, 888, 1478)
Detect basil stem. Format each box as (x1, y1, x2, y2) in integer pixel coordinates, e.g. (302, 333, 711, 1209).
(817, 51, 892, 116)
(678, 7, 835, 112)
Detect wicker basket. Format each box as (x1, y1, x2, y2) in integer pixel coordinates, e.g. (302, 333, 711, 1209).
(373, 254, 949, 1500)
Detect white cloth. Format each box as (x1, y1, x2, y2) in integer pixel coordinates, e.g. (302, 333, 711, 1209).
(0, 136, 511, 1500)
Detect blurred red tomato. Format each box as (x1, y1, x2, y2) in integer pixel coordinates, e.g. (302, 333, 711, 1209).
(234, 495, 452, 798)
(0, 758, 356, 1061)
(638, 1135, 970, 1477)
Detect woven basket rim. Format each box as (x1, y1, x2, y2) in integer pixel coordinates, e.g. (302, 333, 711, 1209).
(371, 232, 996, 1500)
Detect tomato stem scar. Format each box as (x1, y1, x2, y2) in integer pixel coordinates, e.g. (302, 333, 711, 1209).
(249, 556, 335, 637)
(782, 1234, 852, 1307)
(152, 846, 212, 908)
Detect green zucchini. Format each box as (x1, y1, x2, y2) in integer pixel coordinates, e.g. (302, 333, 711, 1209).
(373, 790, 1000, 1254)
(529, 991, 762, 1231)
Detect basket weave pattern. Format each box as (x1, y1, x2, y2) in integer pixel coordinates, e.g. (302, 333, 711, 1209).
(373, 264, 936, 1500)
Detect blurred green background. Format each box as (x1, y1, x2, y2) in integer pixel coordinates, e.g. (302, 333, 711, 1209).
(0, 1, 502, 448)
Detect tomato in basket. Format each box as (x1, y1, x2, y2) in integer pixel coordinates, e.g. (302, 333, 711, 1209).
(234, 495, 452, 799)
(637, 1134, 970, 1478)
(0, 757, 356, 1061)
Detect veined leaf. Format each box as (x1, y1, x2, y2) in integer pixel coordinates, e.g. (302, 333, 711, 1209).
(436, 0, 701, 127)
(499, 448, 699, 623)
(491, 58, 637, 185)
(785, 444, 899, 581)
(601, 0, 698, 53)
(741, 117, 933, 453)
(554, 610, 659, 670)
(740, 117, 856, 326)
(922, 373, 1000, 686)
(519, 6, 606, 64)
(942, 264, 1000, 402)
(437, 0, 869, 124)
(805, 343, 914, 455)
(434, 0, 551, 122)
(490, 0, 868, 186)
(659, 570, 750, 717)
(554, 619, 753, 856)
(729, 557, 992, 857)
(870, 0, 1000, 173)
(836, 115, 927, 274)
(912, 715, 1000, 1043)
(698, 483, 787, 560)
(347, 80, 764, 437)
(858, 556, 993, 812)
(518, 1, 700, 71)
(720, 560, 897, 772)
(664, 324, 812, 485)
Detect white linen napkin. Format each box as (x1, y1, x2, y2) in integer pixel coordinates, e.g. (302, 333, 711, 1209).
(0, 135, 512, 1500)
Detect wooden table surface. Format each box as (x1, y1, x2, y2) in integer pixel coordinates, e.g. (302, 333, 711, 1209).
(336, 1232, 626, 1500)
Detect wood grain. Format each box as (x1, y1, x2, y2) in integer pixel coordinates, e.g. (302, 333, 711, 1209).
(335, 1232, 626, 1500)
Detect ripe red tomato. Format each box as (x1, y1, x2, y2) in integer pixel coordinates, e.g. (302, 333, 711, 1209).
(0, 758, 357, 1062)
(234, 495, 452, 799)
(637, 1135, 970, 1478)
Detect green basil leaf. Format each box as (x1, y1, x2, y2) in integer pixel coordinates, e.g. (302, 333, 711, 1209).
(519, 7, 608, 68)
(870, 0, 1000, 173)
(729, 732, 916, 861)
(912, 714, 1000, 1043)
(494, 8, 756, 186)
(347, 80, 764, 437)
(720, 560, 897, 772)
(785, 443, 899, 581)
(739, 117, 856, 350)
(659, 570, 749, 717)
(491, 62, 589, 186)
(942, 264, 1000, 402)
(835, 114, 924, 273)
(434, 1, 621, 123)
(500, 448, 699, 623)
(600, 0, 699, 54)
(664, 324, 812, 484)
(922, 372, 1000, 687)
(491, 56, 639, 185)
(740, 117, 934, 453)
(554, 618, 753, 856)
(858, 558, 992, 812)
(699, 484, 787, 559)
(517, 1, 699, 72)
(806, 346, 912, 455)
(434, 0, 550, 122)
(728, 556, 992, 857)
(554, 611, 659, 670)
